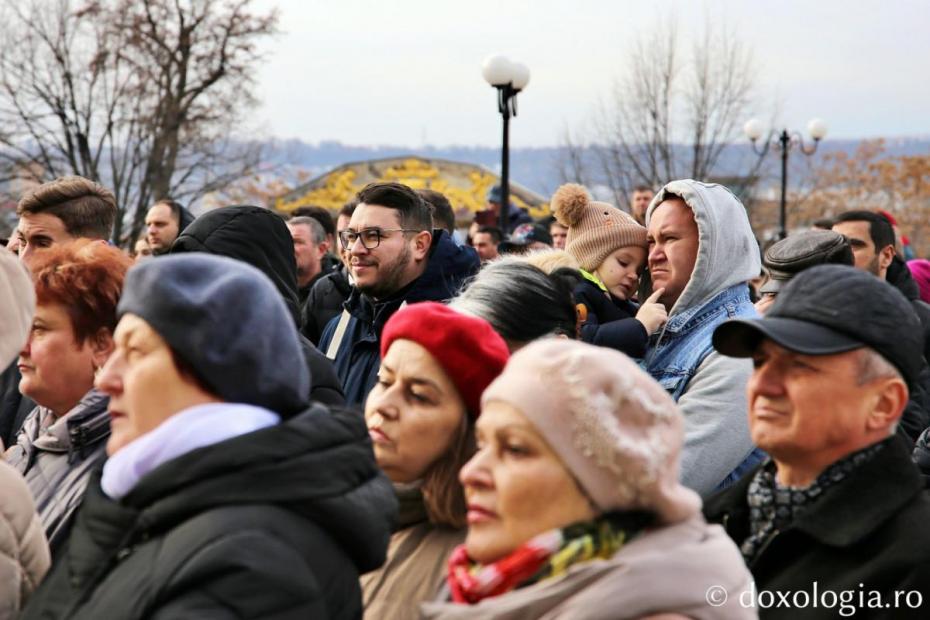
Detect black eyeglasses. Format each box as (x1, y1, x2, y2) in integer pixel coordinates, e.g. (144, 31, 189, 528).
(339, 228, 420, 250)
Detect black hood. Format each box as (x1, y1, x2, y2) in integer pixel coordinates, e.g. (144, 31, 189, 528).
(170, 206, 301, 325)
(122, 404, 397, 573)
(178, 206, 196, 234)
(888, 254, 921, 302)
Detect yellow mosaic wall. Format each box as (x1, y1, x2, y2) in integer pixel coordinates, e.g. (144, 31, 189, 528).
(274, 158, 548, 219)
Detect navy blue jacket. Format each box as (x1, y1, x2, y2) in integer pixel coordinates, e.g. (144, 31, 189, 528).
(574, 279, 648, 359)
(319, 230, 480, 406)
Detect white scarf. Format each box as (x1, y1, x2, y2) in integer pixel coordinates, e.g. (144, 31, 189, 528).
(101, 402, 280, 500)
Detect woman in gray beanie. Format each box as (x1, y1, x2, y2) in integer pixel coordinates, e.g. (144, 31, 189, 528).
(22, 253, 396, 620)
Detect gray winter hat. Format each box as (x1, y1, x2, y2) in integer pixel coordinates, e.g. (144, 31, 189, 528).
(0, 251, 34, 367)
(118, 254, 309, 416)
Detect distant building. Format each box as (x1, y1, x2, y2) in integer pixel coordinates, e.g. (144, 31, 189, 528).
(274, 155, 548, 223)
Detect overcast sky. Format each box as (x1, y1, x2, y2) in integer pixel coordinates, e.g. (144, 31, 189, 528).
(250, 0, 930, 147)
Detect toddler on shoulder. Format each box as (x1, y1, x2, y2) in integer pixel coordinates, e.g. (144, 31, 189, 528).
(552, 183, 667, 358)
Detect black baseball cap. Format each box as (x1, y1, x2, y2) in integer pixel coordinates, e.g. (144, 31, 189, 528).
(713, 264, 923, 387)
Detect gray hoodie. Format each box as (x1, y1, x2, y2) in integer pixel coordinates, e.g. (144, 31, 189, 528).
(644, 180, 761, 496)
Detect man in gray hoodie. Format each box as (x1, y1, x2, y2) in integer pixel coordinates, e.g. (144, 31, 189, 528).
(643, 180, 761, 496)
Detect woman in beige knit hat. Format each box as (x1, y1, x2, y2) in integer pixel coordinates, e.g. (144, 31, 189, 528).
(421, 339, 754, 619)
(552, 183, 667, 359)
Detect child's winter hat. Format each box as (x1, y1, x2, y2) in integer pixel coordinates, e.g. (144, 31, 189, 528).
(551, 183, 647, 272)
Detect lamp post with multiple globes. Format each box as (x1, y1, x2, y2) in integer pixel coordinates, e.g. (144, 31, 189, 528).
(744, 118, 828, 239)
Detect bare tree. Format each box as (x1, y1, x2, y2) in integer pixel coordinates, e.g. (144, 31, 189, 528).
(558, 16, 761, 208)
(0, 0, 276, 245)
(553, 125, 591, 187)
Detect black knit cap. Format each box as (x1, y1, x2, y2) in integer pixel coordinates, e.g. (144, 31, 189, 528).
(713, 264, 922, 388)
(118, 254, 309, 416)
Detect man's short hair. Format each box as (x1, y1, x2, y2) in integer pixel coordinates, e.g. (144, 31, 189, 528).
(417, 189, 456, 234)
(291, 205, 335, 239)
(833, 210, 895, 251)
(338, 199, 358, 220)
(355, 182, 432, 231)
(632, 185, 654, 194)
(288, 216, 326, 244)
(18, 176, 117, 240)
(477, 226, 503, 244)
(152, 199, 186, 225)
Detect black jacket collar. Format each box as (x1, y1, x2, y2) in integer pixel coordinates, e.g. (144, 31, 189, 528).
(706, 435, 921, 548)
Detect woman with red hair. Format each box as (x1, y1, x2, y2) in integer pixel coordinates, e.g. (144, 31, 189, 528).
(4, 241, 131, 557)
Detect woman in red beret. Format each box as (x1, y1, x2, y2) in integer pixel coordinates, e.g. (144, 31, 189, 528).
(361, 302, 509, 620)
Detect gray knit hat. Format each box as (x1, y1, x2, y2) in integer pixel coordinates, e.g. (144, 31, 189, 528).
(0, 251, 34, 367)
(118, 254, 309, 416)
(551, 183, 647, 272)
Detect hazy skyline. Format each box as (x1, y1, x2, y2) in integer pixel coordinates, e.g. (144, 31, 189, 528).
(250, 0, 930, 147)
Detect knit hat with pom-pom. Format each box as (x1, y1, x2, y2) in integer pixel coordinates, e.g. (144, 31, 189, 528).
(551, 183, 647, 272)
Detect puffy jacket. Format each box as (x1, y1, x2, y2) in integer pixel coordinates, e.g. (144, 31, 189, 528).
(642, 180, 762, 497)
(21, 403, 397, 619)
(4, 389, 109, 558)
(302, 264, 353, 346)
(574, 278, 648, 358)
(171, 206, 345, 406)
(320, 230, 479, 406)
(0, 461, 49, 620)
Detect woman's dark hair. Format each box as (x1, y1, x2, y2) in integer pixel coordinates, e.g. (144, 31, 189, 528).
(450, 258, 580, 348)
(422, 412, 475, 528)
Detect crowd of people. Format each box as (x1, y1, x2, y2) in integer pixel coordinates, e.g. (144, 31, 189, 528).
(2, 172, 930, 619)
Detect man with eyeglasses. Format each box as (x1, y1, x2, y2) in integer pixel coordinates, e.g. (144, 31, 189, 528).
(319, 182, 480, 405)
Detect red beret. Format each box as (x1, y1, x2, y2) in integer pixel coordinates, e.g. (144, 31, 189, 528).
(380, 302, 509, 416)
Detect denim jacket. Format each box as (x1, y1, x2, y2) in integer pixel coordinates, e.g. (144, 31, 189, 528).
(641, 180, 764, 497)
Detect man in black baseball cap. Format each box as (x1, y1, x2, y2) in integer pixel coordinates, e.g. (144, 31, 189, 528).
(704, 264, 930, 616)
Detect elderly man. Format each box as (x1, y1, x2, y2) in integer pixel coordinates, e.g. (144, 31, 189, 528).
(755, 229, 852, 315)
(286, 216, 329, 305)
(642, 180, 761, 496)
(705, 265, 930, 618)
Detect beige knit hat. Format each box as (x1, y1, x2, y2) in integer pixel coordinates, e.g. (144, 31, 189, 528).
(0, 250, 35, 367)
(481, 338, 701, 524)
(551, 183, 647, 272)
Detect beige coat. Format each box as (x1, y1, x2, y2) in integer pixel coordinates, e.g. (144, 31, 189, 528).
(421, 514, 757, 620)
(0, 460, 50, 620)
(361, 488, 464, 620)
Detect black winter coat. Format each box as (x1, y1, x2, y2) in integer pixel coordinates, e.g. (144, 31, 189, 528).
(574, 279, 648, 358)
(21, 404, 397, 620)
(0, 361, 34, 447)
(302, 265, 353, 346)
(320, 230, 479, 406)
(705, 436, 930, 619)
(171, 206, 345, 406)
(888, 255, 930, 363)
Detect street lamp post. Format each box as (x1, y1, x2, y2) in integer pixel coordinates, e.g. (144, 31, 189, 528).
(744, 118, 828, 240)
(482, 55, 530, 234)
